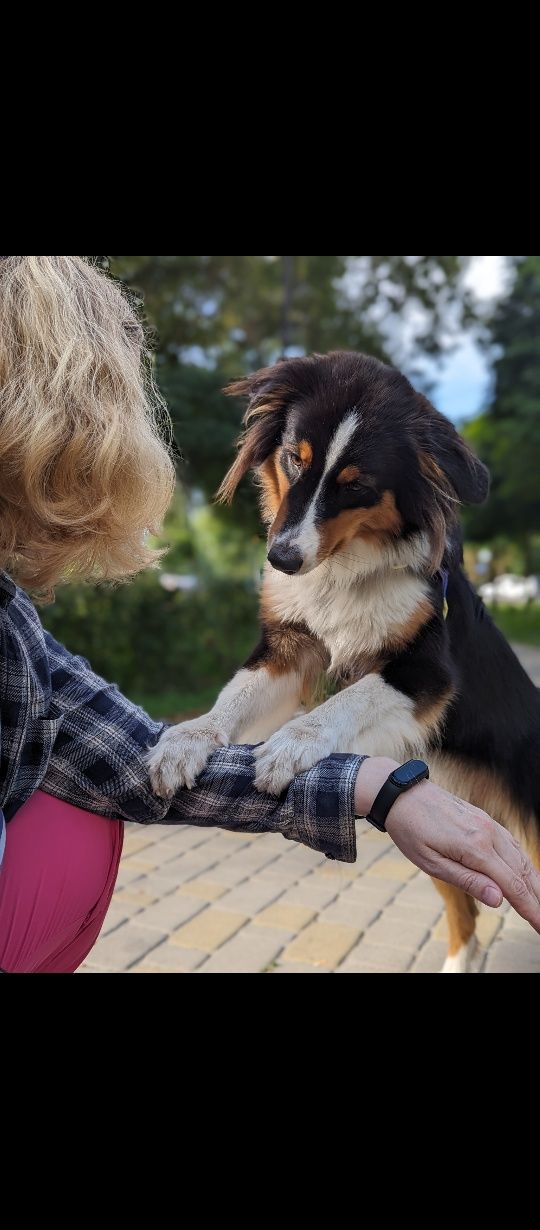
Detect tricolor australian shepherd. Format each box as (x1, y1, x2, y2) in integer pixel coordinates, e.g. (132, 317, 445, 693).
(148, 352, 540, 972)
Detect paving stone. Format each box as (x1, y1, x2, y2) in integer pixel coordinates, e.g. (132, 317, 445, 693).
(170, 909, 247, 952)
(178, 879, 227, 901)
(134, 944, 206, 972)
(271, 963, 329, 974)
(318, 898, 379, 929)
(273, 846, 326, 871)
(338, 942, 412, 973)
(144, 824, 181, 840)
(409, 940, 448, 973)
(308, 864, 356, 887)
(338, 879, 399, 911)
(87, 923, 164, 970)
(123, 833, 162, 856)
(282, 922, 360, 968)
(131, 895, 205, 932)
(501, 915, 538, 939)
(500, 910, 539, 935)
(351, 844, 390, 872)
(366, 858, 417, 883)
(392, 875, 436, 905)
(497, 926, 540, 949)
(103, 895, 142, 919)
(226, 848, 285, 874)
(76, 965, 111, 973)
(115, 863, 146, 888)
(251, 865, 305, 890)
(254, 903, 315, 931)
(159, 850, 224, 881)
(150, 843, 198, 869)
(114, 885, 159, 909)
(277, 881, 339, 910)
(155, 827, 219, 855)
(197, 925, 288, 973)
(356, 821, 388, 842)
(216, 881, 283, 915)
(100, 904, 128, 936)
(484, 941, 540, 973)
(120, 855, 158, 872)
(364, 914, 429, 951)
(218, 831, 258, 846)
(131, 872, 189, 897)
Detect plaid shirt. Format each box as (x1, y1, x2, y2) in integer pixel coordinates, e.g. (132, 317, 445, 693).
(0, 573, 363, 868)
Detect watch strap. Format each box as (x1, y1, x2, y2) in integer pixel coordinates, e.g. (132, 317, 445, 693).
(366, 777, 404, 832)
(365, 760, 429, 832)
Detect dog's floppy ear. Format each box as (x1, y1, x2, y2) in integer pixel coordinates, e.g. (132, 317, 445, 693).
(416, 393, 490, 506)
(216, 362, 293, 503)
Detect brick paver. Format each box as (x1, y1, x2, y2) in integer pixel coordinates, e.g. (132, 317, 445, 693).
(79, 644, 540, 974)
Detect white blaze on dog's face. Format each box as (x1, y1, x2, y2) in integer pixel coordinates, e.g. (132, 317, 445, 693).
(218, 352, 489, 578)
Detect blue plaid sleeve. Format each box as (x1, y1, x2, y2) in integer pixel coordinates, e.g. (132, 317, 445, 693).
(41, 631, 362, 862)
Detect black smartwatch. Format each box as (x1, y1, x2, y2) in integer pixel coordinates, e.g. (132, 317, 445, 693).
(364, 759, 429, 832)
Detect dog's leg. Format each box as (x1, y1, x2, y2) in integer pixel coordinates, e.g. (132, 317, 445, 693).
(433, 880, 479, 973)
(148, 622, 325, 798)
(254, 672, 436, 795)
(147, 665, 304, 797)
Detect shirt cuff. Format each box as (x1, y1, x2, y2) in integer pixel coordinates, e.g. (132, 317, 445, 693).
(283, 754, 366, 864)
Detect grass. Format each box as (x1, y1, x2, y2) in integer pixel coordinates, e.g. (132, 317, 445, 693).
(131, 684, 218, 722)
(490, 604, 540, 647)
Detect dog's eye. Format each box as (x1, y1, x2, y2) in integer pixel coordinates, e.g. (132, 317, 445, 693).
(344, 479, 367, 492)
(287, 453, 302, 473)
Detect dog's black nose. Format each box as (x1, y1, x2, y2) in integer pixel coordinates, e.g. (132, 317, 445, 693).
(267, 544, 303, 575)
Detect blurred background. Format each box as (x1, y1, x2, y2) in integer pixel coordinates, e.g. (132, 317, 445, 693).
(44, 256, 540, 719)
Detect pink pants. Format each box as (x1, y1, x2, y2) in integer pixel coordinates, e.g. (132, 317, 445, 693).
(0, 791, 123, 973)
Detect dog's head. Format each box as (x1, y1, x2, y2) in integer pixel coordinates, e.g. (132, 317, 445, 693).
(218, 352, 489, 576)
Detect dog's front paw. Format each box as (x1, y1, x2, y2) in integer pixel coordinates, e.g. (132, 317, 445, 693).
(146, 720, 227, 797)
(254, 719, 335, 796)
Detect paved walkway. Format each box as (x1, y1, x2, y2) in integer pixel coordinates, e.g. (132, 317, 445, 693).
(81, 645, 540, 974)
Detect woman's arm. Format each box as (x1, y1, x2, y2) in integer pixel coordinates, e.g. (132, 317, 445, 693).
(356, 758, 540, 933)
(42, 630, 361, 861)
(41, 631, 540, 930)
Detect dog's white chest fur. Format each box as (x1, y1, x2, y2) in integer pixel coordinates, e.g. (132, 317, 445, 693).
(264, 552, 428, 673)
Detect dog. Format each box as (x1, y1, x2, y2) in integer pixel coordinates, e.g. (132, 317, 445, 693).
(147, 351, 540, 972)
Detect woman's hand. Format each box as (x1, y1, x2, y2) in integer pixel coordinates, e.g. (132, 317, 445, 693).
(354, 758, 540, 933)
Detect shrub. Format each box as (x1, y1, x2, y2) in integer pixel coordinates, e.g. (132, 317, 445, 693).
(43, 573, 259, 701)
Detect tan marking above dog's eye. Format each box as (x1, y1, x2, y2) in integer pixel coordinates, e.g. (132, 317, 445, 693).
(337, 465, 361, 485)
(297, 440, 313, 466)
(284, 440, 312, 472)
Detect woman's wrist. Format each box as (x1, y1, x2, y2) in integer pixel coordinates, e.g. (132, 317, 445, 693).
(354, 756, 400, 818)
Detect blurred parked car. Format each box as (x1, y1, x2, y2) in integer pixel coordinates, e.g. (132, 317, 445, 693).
(478, 574, 539, 606)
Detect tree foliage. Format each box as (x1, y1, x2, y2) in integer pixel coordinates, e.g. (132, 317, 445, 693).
(110, 255, 471, 514)
(465, 256, 540, 554)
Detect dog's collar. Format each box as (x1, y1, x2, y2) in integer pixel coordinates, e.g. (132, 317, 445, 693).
(439, 568, 449, 619)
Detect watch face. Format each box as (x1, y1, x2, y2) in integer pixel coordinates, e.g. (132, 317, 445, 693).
(392, 760, 428, 787)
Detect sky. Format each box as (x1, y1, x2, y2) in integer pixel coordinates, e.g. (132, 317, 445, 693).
(426, 256, 508, 424)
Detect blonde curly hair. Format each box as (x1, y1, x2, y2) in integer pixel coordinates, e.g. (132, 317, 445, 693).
(0, 255, 175, 596)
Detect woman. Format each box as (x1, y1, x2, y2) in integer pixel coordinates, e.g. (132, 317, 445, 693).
(0, 255, 539, 974)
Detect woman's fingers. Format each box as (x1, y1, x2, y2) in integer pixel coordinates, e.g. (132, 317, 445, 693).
(448, 819, 540, 930)
(426, 855, 504, 909)
(489, 841, 540, 932)
(461, 817, 540, 930)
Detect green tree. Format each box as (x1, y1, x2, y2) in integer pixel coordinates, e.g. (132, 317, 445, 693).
(111, 255, 472, 508)
(465, 257, 540, 568)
